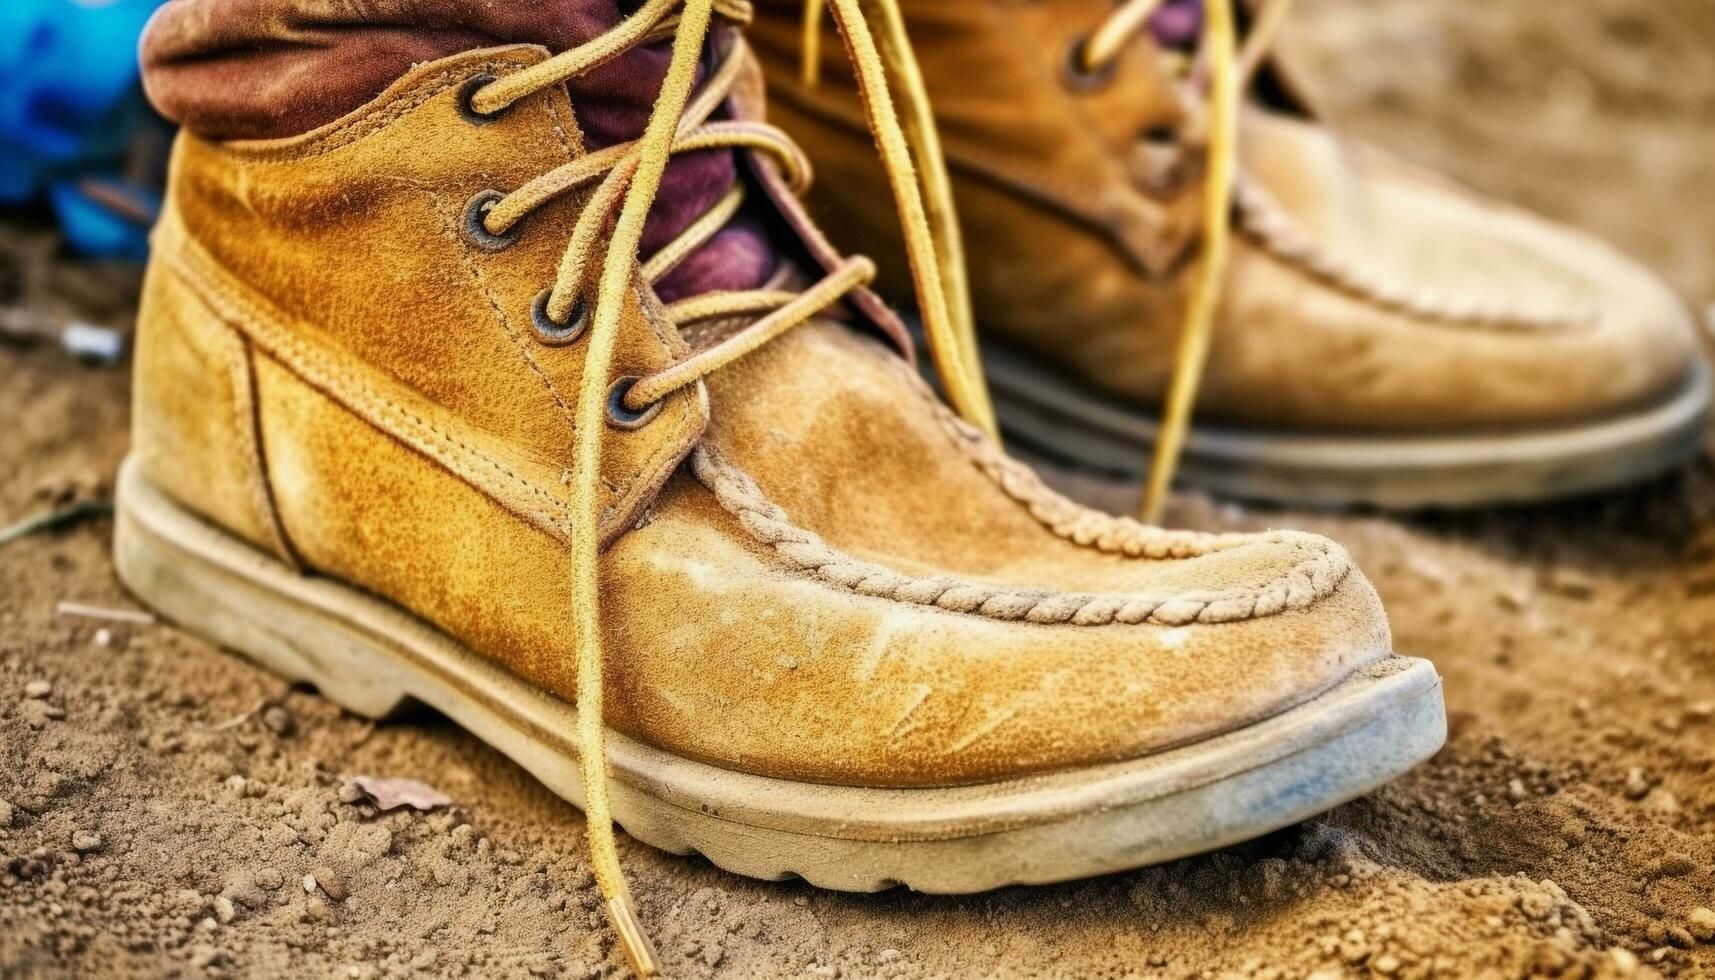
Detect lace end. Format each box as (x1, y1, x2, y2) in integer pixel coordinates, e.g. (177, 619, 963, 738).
(607, 893, 663, 977)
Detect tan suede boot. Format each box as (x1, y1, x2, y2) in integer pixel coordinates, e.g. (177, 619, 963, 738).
(114, 1, 1443, 971)
(752, 0, 1711, 512)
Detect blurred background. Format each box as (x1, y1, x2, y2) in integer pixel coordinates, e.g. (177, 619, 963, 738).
(1287, 0, 1715, 304)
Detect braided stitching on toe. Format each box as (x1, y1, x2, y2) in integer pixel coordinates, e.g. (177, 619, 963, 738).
(927, 396, 1237, 558)
(692, 445, 1350, 626)
(918, 370, 1353, 579)
(1234, 176, 1598, 333)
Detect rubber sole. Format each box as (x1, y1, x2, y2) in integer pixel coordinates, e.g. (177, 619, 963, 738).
(984, 344, 1712, 509)
(113, 456, 1446, 893)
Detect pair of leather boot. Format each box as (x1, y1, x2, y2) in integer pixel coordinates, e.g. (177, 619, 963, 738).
(116, 0, 1702, 972)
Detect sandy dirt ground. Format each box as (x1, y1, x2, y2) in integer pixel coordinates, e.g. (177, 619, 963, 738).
(3, 0, 1715, 977)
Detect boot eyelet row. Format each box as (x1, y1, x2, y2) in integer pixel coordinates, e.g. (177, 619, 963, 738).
(462, 190, 520, 252)
(531, 288, 589, 346)
(1061, 37, 1117, 93)
(605, 376, 663, 431)
(457, 74, 510, 124)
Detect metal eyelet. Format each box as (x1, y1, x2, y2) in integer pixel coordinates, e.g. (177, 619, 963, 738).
(531, 288, 588, 346)
(458, 74, 508, 124)
(1062, 37, 1117, 92)
(462, 190, 519, 252)
(606, 376, 663, 431)
(1140, 124, 1179, 145)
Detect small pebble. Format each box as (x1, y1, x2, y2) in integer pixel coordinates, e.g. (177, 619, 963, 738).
(261, 705, 296, 737)
(1494, 580, 1532, 611)
(1686, 907, 1715, 942)
(1623, 768, 1653, 800)
(1652, 854, 1695, 878)
(1641, 788, 1681, 815)
(19, 700, 65, 728)
(23, 680, 51, 699)
(1541, 567, 1596, 599)
(1662, 926, 1696, 949)
(93, 628, 112, 647)
(309, 867, 346, 901)
(70, 830, 102, 853)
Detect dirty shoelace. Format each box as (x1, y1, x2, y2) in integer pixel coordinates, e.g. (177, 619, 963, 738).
(462, 0, 993, 973)
(804, 0, 1292, 522)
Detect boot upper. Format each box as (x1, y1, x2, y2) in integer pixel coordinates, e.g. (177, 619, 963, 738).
(750, 0, 1702, 432)
(134, 41, 1392, 789)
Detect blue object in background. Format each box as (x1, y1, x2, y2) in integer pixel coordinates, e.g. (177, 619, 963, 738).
(0, 0, 169, 259)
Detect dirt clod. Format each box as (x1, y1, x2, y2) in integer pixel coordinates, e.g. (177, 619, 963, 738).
(307, 867, 347, 902)
(1687, 908, 1715, 943)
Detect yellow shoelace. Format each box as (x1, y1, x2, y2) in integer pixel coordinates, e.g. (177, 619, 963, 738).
(803, 0, 1291, 523)
(464, 0, 993, 973)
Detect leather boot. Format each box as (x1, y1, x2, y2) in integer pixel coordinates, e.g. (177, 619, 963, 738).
(751, 0, 1710, 511)
(118, 1, 1444, 971)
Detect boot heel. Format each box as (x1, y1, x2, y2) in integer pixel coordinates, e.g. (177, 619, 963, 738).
(113, 457, 416, 720)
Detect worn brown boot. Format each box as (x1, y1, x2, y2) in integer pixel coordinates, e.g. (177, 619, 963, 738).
(116, 0, 1443, 971)
(752, 0, 1710, 512)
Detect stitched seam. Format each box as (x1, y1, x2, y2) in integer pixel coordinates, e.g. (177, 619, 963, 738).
(878, 347, 1340, 570)
(207, 61, 532, 163)
(764, 79, 1157, 278)
(886, 349, 1350, 607)
(161, 215, 703, 548)
(539, 70, 585, 158)
(766, 64, 1597, 329)
(691, 444, 1347, 626)
(158, 237, 576, 535)
(614, 287, 706, 540)
(230, 337, 302, 568)
(1233, 175, 1597, 333)
(926, 387, 1352, 598)
(435, 190, 580, 430)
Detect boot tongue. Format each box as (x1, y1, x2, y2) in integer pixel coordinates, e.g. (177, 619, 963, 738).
(139, 0, 776, 298)
(569, 10, 777, 300)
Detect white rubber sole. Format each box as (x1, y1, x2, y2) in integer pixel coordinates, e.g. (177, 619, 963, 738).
(113, 456, 1445, 893)
(984, 344, 1712, 509)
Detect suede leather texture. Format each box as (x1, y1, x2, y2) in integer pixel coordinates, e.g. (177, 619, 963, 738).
(141, 0, 775, 300)
(749, 0, 1701, 432)
(133, 44, 1394, 789)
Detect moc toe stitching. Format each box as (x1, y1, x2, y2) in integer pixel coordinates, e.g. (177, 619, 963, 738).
(689, 446, 1352, 628)
(1234, 175, 1599, 335)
